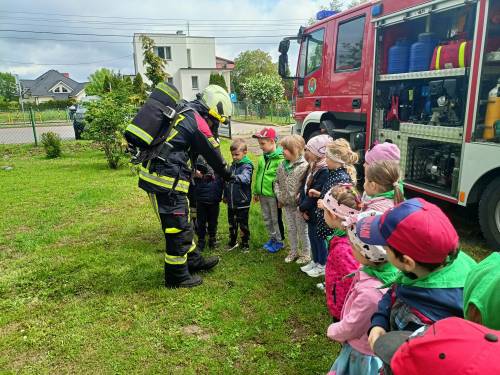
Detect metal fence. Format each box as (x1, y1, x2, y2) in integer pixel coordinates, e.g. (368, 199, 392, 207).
(232, 101, 293, 126)
(0, 109, 75, 145)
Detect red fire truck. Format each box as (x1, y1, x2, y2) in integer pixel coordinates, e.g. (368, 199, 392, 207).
(278, 0, 500, 248)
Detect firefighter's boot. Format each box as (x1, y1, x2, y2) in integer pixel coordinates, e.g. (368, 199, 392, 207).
(164, 263, 202, 288)
(188, 249, 220, 273)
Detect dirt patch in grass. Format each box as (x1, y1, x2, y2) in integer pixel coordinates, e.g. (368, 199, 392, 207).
(180, 324, 212, 340)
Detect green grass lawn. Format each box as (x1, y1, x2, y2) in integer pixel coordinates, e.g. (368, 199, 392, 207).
(0, 141, 336, 374)
(0, 140, 492, 374)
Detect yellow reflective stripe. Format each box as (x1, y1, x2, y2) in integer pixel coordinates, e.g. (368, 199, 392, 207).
(435, 46, 442, 70)
(207, 137, 220, 148)
(165, 253, 187, 265)
(187, 240, 196, 253)
(156, 82, 180, 102)
(458, 42, 467, 68)
(139, 166, 190, 193)
(166, 128, 178, 142)
(174, 114, 185, 126)
(126, 124, 153, 144)
(165, 227, 182, 234)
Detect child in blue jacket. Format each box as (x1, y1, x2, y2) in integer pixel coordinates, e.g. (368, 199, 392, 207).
(224, 139, 254, 252)
(194, 154, 224, 250)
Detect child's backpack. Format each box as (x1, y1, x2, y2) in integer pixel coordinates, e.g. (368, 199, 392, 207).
(325, 236, 360, 320)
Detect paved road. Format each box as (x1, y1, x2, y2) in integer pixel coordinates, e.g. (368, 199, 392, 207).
(0, 123, 75, 144)
(0, 121, 292, 146)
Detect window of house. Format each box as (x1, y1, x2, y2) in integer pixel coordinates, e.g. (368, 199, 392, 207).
(187, 49, 192, 68)
(61, 87, 69, 93)
(55, 87, 61, 93)
(191, 76, 199, 90)
(155, 46, 172, 60)
(305, 28, 325, 76)
(335, 16, 366, 72)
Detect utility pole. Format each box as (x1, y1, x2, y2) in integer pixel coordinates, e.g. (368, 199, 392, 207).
(187, 21, 190, 36)
(14, 74, 26, 124)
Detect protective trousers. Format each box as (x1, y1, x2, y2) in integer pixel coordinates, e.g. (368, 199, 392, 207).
(150, 192, 204, 285)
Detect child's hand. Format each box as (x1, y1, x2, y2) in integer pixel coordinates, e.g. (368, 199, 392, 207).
(368, 327, 387, 351)
(317, 199, 325, 209)
(194, 170, 203, 179)
(302, 212, 310, 221)
(253, 195, 260, 203)
(308, 189, 321, 198)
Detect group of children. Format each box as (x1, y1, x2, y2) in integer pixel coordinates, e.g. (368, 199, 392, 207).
(192, 126, 500, 374)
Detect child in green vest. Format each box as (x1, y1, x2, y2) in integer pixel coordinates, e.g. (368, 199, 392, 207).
(253, 127, 285, 253)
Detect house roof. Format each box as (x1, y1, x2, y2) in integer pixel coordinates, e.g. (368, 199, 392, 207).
(215, 56, 234, 64)
(20, 70, 87, 97)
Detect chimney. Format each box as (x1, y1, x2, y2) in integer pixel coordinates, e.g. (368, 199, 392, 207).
(62, 73, 69, 78)
(176, 30, 185, 35)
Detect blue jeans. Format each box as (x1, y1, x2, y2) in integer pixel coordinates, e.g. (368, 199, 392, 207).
(307, 221, 327, 265)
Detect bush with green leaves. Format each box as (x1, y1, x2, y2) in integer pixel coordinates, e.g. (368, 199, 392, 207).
(242, 73, 285, 118)
(40, 132, 62, 159)
(83, 94, 135, 169)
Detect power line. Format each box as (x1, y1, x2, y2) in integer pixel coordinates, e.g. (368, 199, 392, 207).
(0, 36, 283, 45)
(0, 29, 293, 39)
(0, 10, 307, 22)
(0, 55, 133, 66)
(0, 22, 300, 33)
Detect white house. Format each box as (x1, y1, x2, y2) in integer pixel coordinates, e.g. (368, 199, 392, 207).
(20, 70, 87, 104)
(132, 32, 233, 100)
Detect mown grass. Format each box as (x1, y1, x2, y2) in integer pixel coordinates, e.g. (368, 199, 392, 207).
(0, 141, 336, 374)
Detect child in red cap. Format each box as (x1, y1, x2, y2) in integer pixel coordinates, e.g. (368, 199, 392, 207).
(355, 198, 476, 351)
(373, 317, 500, 375)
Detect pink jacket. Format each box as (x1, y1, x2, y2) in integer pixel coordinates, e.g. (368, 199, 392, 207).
(327, 270, 388, 355)
(364, 196, 394, 213)
(325, 236, 359, 320)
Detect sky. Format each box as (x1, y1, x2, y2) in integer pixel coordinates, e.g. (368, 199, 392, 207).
(0, 0, 329, 82)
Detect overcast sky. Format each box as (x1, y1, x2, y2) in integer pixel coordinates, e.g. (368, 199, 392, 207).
(0, 0, 329, 82)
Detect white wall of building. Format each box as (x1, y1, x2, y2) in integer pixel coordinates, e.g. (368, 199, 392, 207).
(133, 33, 230, 100)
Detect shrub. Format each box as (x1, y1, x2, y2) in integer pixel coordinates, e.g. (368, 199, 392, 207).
(40, 132, 62, 158)
(83, 94, 134, 169)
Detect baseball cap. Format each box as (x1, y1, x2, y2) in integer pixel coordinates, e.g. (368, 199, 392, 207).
(252, 127, 277, 140)
(365, 142, 401, 165)
(356, 198, 458, 264)
(374, 317, 500, 375)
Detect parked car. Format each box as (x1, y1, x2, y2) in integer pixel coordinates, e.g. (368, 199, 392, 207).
(72, 96, 100, 139)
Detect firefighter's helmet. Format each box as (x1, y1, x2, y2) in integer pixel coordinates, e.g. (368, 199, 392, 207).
(199, 85, 232, 124)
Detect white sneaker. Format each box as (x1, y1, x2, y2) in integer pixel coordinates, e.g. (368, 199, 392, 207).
(316, 282, 325, 291)
(306, 264, 325, 278)
(285, 252, 298, 263)
(300, 261, 316, 273)
(296, 255, 311, 265)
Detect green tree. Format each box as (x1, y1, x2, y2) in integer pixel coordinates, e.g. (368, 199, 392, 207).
(0, 72, 18, 101)
(132, 73, 147, 104)
(232, 50, 277, 99)
(209, 73, 228, 92)
(86, 68, 114, 95)
(282, 66, 294, 100)
(242, 73, 285, 118)
(83, 93, 134, 169)
(141, 35, 166, 88)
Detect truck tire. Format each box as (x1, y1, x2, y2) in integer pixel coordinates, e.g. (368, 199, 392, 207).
(478, 177, 500, 250)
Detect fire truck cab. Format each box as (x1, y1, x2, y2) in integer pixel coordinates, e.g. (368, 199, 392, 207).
(279, 0, 500, 249)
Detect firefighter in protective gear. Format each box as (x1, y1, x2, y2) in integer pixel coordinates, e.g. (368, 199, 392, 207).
(134, 82, 233, 288)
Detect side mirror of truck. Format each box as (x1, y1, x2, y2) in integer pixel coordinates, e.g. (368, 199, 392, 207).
(278, 54, 289, 78)
(279, 39, 290, 54)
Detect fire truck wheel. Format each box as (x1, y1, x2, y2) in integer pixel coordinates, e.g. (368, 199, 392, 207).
(479, 176, 500, 250)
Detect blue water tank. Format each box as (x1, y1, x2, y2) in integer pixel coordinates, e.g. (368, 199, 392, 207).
(409, 33, 437, 72)
(388, 38, 411, 74)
